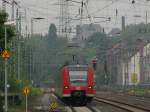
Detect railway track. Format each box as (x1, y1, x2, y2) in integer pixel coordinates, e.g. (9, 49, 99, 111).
(32, 92, 99, 112)
(94, 97, 150, 112)
(33, 105, 97, 112)
(71, 106, 98, 112)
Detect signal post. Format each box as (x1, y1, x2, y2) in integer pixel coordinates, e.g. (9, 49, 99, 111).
(23, 86, 30, 112)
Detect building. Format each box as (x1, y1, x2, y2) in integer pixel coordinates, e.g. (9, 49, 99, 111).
(141, 42, 150, 84)
(123, 42, 150, 85)
(122, 51, 141, 85)
(106, 39, 150, 86)
(106, 42, 125, 85)
(108, 28, 121, 37)
(76, 24, 103, 40)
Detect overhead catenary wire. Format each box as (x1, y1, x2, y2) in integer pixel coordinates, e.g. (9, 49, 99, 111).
(90, 0, 120, 16)
(3, 0, 150, 35)
(89, 0, 150, 18)
(59, 0, 149, 33)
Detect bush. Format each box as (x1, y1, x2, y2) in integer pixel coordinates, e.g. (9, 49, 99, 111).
(0, 96, 4, 112)
(30, 87, 42, 96)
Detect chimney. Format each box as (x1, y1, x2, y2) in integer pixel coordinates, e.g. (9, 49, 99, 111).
(122, 16, 125, 31)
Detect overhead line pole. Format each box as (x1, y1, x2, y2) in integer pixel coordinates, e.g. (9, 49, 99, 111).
(11, 0, 15, 21)
(2, 0, 8, 11)
(4, 25, 8, 112)
(16, 6, 22, 81)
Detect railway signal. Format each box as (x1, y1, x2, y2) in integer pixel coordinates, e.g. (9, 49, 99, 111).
(92, 57, 98, 71)
(23, 86, 30, 112)
(23, 87, 30, 96)
(49, 101, 58, 111)
(131, 73, 138, 84)
(1, 49, 11, 59)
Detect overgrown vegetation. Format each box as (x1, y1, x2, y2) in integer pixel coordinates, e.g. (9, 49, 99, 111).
(23, 23, 150, 86)
(0, 10, 16, 110)
(121, 23, 150, 50)
(1, 9, 150, 110)
(0, 10, 15, 49)
(0, 10, 15, 92)
(84, 23, 150, 85)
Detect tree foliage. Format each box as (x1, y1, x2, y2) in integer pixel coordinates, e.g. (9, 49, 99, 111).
(0, 10, 15, 49)
(0, 10, 8, 24)
(85, 23, 150, 85)
(48, 23, 57, 39)
(23, 33, 69, 84)
(121, 23, 150, 50)
(85, 32, 118, 62)
(0, 10, 16, 93)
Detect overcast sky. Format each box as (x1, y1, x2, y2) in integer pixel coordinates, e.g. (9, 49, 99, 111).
(1, 0, 150, 35)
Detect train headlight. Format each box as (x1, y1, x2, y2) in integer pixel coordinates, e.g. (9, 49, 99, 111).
(88, 86, 92, 89)
(64, 86, 69, 89)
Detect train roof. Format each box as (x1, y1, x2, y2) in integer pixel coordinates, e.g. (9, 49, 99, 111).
(67, 64, 88, 68)
(67, 64, 88, 71)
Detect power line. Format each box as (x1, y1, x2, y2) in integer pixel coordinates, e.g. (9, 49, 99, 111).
(90, 0, 119, 15)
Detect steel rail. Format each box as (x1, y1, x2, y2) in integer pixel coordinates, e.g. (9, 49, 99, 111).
(94, 97, 150, 112)
(72, 106, 96, 112)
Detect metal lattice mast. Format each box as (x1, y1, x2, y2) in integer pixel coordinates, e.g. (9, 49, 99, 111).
(2, 0, 6, 11)
(59, 0, 64, 37)
(59, 0, 70, 39)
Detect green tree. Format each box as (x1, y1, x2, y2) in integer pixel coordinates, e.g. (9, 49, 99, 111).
(0, 10, 8, 24)
(0, 96, 3, 112)
(0, 10, 16, 92)
(85, 32, 112, 62)
(48, 23, 57, 39)
(0, 10, 15, 49)
(84, 32, 120, 84)
(121, 23, 150, 50)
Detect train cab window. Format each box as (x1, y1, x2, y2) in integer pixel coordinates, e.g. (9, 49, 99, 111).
(69, 71, 87, 86)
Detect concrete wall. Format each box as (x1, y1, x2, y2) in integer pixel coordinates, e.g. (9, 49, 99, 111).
(121, 43, 150, 85)
(128, 52, 140, 85)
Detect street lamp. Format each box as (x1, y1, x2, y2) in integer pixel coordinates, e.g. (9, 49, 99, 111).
(31, 17, 45, 35)
(4, 21, 15, 112)
(30, 17, 45, 84)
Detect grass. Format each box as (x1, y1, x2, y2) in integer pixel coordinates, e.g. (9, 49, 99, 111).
(127, 88, 150, 97)
(99, 85, 150, 97)
(9, 105, 25, 112)
(8, 87, 43, 112)
(30, 87, 43, 96)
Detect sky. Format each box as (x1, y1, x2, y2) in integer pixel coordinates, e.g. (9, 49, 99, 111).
(1, 0, 150, 35)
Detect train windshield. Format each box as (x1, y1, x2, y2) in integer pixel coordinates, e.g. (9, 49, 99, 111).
(69, 71, 87, 86)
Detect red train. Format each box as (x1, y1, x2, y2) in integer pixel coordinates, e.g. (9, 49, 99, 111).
(55, 64, 95, 105)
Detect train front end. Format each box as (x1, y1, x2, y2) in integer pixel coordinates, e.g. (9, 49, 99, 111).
(62, 65, 95, 105)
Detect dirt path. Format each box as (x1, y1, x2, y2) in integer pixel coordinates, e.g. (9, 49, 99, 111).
(29, 89, 66, 112)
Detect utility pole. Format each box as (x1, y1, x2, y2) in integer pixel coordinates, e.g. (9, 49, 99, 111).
(3, 21, 15, 112)
(31, 18, 33, 35)
(2, 3, 6, 112)
(145, 0, 150, 33)
(2, 0, 6, 11)
(65, 0, 69, 39)
(80, 0, 84, 40)
(16, 7, 21, 80)
(146, 11, 148, 25)
(29, 47, 32, 82)
(59, 0, 65, 37)
(18, 8, 22, 80)
(122, 16, 125, 31)
(25, 9, 28, 38)
(11, 0, 15, 21)
(59, 0, 62, 36)
(4, 26, 8, 112)
(59, 0, 70, 38)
